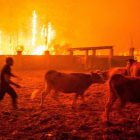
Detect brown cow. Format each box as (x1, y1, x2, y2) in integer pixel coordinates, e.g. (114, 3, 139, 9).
(105, 74, 140, 122)
(99, 67, 128, 81)
(40, 70, 105, 107)
(126, 58, 140, 77)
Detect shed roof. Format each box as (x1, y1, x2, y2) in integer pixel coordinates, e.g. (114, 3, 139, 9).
(68, 46, 114, 51)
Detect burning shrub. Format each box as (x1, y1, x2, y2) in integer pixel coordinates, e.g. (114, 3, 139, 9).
(48, 43, 71, 55)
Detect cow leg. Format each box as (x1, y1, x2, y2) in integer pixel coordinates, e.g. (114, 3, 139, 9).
(105, 94, 117, 122)
(72, 94, 79, 108)
(117, 98, 126, 117)
(40, 88, 51, 107)
(52, 91, 63, 106)
(80, 94, 85, 104)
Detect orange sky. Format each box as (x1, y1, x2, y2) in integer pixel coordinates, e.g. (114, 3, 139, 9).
(0, 0, 140, 54)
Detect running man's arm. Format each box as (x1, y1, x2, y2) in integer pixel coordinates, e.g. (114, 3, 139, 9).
(10, 73, 17, 77)
(11, 73, 22, 80)
(4, 74, 20, 88)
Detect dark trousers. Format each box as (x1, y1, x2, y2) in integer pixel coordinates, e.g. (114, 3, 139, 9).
(0, 84, 18, 105)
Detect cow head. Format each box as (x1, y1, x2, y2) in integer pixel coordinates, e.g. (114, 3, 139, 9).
(90, 71, 105, 84)
(126, 59, 137, 76)
(99, 70, 109, 80)
(93, 69, 108, 81)
(126, 59, 137, 68)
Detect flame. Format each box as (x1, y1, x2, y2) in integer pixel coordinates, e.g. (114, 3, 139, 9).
(41, 25, 44, 38)
(47, 22, 51, 45)
(32, 11, 37, 48)
(31, 45, 46, 55)
(0, 11, 69, 55)
(134, 51, 137, 55)
(119, 51, 129, 56)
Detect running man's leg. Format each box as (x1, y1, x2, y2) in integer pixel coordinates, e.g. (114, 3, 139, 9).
(0, 83, 6, 101)
(0, 88, 6, 101)
(5, 85, 18, 108)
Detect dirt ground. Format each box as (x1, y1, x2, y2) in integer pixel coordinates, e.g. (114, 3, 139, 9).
(0, 69, 140, 140)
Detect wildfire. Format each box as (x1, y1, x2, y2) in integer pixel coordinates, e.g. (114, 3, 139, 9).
(31, 45, 46, 55)
(47, 22, 51, 45)
(32, 11, 37, 48)
(0, 11, 69, 55)
(31, 21, 53, 55)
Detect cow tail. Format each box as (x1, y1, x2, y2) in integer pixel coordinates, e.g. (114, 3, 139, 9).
(108, 74, 118, 96)
(109, 74, 122, 98)
(31, 89, 41, 99)
(109, 75, 114, 89)
(31, 77, 47, 100)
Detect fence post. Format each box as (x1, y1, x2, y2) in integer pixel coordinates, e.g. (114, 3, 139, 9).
(85, 50, 88, 70)
(69, 50, 74, 69)
(108, 48, 113, 68)
(17, 51, 22, 55)
(91, 50, 96, 69)
(129, 47, 134, 56)
(70, 50, 73, 56)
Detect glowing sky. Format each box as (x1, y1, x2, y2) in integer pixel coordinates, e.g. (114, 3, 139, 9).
(0, 0, 140, 54)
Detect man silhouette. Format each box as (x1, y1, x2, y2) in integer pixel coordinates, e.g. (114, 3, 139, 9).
(0, 57, 21, 109)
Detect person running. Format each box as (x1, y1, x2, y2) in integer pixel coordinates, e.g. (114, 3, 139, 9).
(0, 57, 21, 109)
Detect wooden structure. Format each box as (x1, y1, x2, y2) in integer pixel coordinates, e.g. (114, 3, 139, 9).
(0, 47, 135, 71)
(68, 46, 114, 70)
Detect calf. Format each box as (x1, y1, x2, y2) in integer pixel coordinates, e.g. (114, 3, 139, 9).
(99, 67, 128, 81)
(41, 70, 104, 107)
(105, 74, 140, 122)
(126, 58, 140, 77)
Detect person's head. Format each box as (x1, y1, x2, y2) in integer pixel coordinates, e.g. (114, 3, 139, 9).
(6, 57, 14, 66)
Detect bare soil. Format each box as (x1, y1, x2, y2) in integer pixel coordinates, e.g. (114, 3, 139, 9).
(0, 70, 140, 140)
